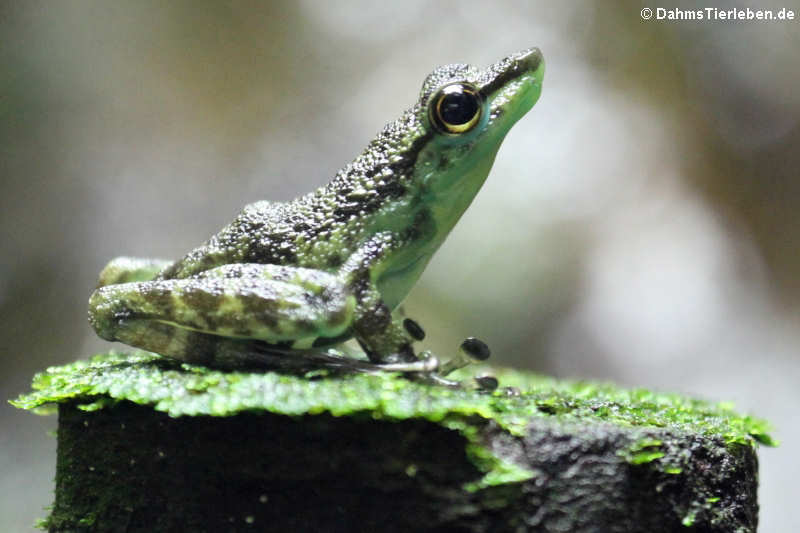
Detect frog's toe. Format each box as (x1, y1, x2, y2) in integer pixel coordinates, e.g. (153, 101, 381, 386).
(438, 337, 491, 376)
(87, 287, 129, 341)
(96, 257, 171, 287)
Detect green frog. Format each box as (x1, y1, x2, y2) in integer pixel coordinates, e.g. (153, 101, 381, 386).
(89, 47, 544, 383)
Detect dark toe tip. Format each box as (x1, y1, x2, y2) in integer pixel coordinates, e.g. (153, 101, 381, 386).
(460, 337, 491, 361)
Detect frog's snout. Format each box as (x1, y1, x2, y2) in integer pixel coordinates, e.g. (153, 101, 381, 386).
(513, 47, 543, 74)
(480, 47, 544, 102)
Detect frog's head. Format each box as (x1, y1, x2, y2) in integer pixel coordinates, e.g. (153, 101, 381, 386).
(413, 47, 544, 201)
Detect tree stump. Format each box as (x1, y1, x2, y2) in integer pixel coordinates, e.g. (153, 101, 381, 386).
(13, 352, 772, 533)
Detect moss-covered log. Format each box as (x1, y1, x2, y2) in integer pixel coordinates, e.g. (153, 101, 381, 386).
(13, 352, 772, 533)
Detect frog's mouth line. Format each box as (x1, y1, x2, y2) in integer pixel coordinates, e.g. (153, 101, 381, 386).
(479, 47, 543, 100)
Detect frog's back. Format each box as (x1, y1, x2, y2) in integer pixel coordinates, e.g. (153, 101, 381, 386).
(156, 194, 363, 280)
(158, 105, 430, 281)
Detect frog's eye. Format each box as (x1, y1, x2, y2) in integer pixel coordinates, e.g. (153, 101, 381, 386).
(429, 83, 483, 135)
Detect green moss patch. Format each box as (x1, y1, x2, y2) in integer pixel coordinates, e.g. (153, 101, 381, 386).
(11, 351, 774, 489)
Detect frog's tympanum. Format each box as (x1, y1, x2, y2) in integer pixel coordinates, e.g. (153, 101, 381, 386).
(89, 48, 544, 386)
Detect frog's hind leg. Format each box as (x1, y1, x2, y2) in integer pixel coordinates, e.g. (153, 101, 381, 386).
(89, 263, 358, 364)
(89, 264, 440, 373)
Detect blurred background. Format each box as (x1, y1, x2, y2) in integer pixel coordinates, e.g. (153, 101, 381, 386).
(2, 0, 798, 530)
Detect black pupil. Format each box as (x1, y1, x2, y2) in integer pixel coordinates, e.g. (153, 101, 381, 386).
(440, 90, 478, 125)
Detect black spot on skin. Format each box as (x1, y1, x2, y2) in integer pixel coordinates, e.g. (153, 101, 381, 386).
(375, 181, 406, 199)
(178, 290, 221, 331)
(332, 202, 361, 220)
(402, 208, 434, 242)
(293, 221, 311, 233)
(347, 270, 369, 301)
(218, 267, 243, 279)
(182, 288, 225, 315)
(327, 254, 343, 269)
(244, 237, 297, 266)
(143, 286, 175, 317)
(239, 293, 279, 328)
(302, 291, 318, 307)
(269, 268, 292, 283)
(317, 287, 334, 304)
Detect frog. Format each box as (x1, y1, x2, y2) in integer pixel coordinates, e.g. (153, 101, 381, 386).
(88, 47, 544, 385)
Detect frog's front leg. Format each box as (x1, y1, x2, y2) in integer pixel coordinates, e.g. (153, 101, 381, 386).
(338, 234, 495, 384)
(336, 234, 461, 373)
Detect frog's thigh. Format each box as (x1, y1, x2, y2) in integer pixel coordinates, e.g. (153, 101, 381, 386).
(89, 264, 356, 350)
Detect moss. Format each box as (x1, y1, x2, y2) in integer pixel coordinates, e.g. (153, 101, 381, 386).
(12, 351, 773, 492)
(12, 351, 773, 532)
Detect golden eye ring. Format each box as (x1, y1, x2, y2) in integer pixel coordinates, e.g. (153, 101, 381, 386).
(429, 83, 483, 135)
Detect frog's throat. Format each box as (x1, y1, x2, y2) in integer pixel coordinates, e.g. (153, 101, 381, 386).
(371, 49, 544, 306)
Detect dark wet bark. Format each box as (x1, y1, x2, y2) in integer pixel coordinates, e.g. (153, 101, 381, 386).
(48, 400, 758, 533)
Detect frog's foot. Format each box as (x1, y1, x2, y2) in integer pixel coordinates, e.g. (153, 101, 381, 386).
(406, 338, 495, 390)
(233, 343, 441, 375)
(96, 257, 172, 287)
(235, 343, 498, 391)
